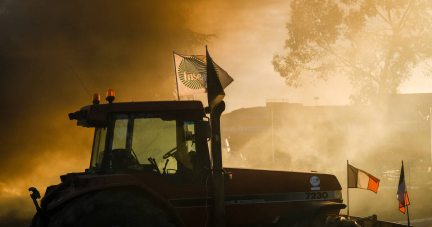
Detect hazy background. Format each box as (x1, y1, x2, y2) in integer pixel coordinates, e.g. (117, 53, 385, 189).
(221, 101, 432, 223)
(1, 0, 432, 225)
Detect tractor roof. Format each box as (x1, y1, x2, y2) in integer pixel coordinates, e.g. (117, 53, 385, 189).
(69, 100, 206, 127)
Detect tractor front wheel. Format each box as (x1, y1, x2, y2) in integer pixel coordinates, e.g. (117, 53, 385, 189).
(48, 189, 175, 227)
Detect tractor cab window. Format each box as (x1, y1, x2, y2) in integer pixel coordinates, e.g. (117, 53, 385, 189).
(90, 113, 198, 174)
(90, 127, 107, 169)
(132, 118, 177, 173)
(112, 118, 128, 149)
(131, 117, 196, 173)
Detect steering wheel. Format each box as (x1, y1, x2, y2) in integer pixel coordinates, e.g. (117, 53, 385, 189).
(163, 147, 178, 159)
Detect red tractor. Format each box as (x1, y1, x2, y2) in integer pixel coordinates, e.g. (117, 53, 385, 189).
(30, 90, 346, 227)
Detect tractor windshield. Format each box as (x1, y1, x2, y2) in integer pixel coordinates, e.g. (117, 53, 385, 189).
(90, 113, 196, 173)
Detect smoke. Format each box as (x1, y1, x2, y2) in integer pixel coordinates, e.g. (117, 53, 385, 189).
(0, 0, 212, 225)
(1, 0, 431, 225)
(222, 102, 432, 222)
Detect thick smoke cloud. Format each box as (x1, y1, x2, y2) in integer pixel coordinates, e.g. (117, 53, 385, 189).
(1, 0, 431, 225)
(0, 0, 211, 224)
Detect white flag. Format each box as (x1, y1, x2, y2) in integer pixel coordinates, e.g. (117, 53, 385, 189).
(174, 53, 233, 97)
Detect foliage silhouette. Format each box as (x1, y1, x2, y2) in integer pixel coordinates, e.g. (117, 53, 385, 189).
(272, 0, 432, 104)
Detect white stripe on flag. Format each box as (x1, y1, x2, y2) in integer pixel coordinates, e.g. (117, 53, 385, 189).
(357, 170, 369, 189)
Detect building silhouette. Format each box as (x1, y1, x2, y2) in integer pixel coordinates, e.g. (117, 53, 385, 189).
(221, 94, 432, 185)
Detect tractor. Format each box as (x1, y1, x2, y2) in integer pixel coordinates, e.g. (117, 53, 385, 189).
(30, 89, 346, 227)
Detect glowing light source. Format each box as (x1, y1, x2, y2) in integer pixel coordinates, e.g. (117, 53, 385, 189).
(92, 93, 100, 105)
(106, 89, 115, 104)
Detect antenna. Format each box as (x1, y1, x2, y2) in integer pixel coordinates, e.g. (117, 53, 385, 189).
(68, 63, 92, 99)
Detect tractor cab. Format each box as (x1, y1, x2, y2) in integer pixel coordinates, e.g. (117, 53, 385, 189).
(68, 91, 212, 184)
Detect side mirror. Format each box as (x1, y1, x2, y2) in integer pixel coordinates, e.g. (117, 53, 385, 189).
(196, 120, 211, 140)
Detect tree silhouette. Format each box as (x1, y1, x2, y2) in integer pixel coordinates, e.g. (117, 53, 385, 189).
(272, 0, 432, 104)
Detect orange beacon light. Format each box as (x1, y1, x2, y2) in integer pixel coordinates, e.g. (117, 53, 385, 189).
(106, 89, 115, 104)
(92, 93, 100, 105)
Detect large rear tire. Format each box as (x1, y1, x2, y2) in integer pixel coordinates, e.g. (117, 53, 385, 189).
(30, 213, 46, 227)
(48, 189, 175, 227)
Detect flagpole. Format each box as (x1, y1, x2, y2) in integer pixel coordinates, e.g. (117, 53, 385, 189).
(406, 203, 410, 227)
(347, 160, 350, 219)
(173, 51, 180, 101)
(430, 107, 432, 164)
(271, 109, 274, 163)
(403, 161, 410, 227)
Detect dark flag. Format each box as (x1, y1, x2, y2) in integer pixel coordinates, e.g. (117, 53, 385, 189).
(206, 46, 225, 109)
(397, 163, 410, 214)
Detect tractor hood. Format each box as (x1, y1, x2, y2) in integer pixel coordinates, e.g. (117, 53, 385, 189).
(224, 168, 342, 195)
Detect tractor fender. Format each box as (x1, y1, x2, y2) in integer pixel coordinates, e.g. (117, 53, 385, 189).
(307, 201, 347, 216)
(44, 174, 185, 227)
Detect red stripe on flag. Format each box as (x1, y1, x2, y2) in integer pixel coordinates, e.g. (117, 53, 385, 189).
(399, 192, 410, 213)
(404, 192, 410, 206)
(367, 176, 380, 193)
(399, 202, 406, 214)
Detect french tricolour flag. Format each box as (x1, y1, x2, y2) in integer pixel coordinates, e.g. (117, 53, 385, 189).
(348, 164, 380, 193)
(397, 163, 410, 214)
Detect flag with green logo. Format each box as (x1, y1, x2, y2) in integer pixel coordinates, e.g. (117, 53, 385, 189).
(173, 52, 233, 97)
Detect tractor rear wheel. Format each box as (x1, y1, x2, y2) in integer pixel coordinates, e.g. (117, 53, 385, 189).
(48, 189, 175, 227)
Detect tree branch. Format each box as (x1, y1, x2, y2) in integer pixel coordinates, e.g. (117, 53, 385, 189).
(321, 42, 380, 84)
(397, 0, 415, 31)
(373, 6, 392, 26)
(304, 64, 346, 71)
(360, 30, 392, 37)
(386, 0, 394, 27)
